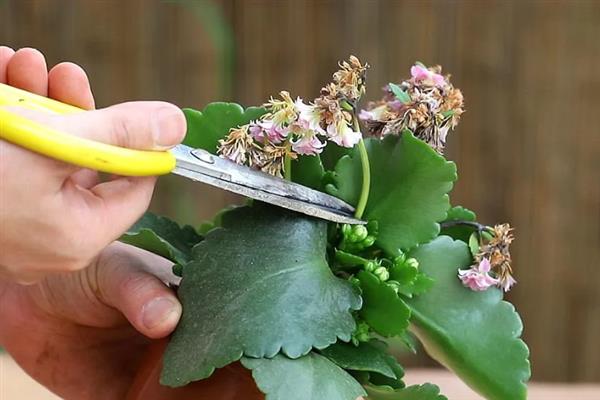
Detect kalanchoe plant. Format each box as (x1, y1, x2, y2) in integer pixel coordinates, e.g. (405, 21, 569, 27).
(122, 56, 530, 400)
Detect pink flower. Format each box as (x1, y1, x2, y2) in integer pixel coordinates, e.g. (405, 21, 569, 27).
(327, 120, 362, 148)
(249, 119, 289, 144)
(358, 104, 388, 122)
(358, 109, 375, 121)
(410, 64, 446, 88)
(458, 258, 499, 291)
(292, 132, 326, 155)
(249, 122, 265, 141)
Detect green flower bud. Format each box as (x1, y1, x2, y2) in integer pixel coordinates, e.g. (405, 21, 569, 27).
(405, 258, 419, 269)
(386, 280, 401, 294)
(365, 261, 378, 272)
(351, 225, 369, 242)
(352, 320, 371, 344)
(356, 331, 370, 343)
(362, 235, 376, 248)
(341, 224, 352, 236)
(349, 276, 361, 287)
(374, 266, 390, 282)
(393, 254, 406, 266)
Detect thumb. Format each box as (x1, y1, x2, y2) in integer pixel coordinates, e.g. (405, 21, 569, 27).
(55, 101, 186, 150)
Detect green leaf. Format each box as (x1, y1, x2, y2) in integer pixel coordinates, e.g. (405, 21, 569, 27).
(327, 133, 456, 254)
(320, 340, 403, 380)
(197, 204, 243, 235)
(389, 263, 418, 284)
(182, 103, 266, 153)
(440, 110, 455, 118)
(401, 274, 435, 297)
(468, 232, 480, 258)
(326, 153, 362, 205)
(444, 205, 476, 222)
(120, 213, 202, 264)
(358, 271, 411, 337)
(291, 155, 325, 190)
(161, 204, 362, 386)
(388, 262, 434, 299)
(388, 83, 412, 104)
(405, 236, 530, 400)
(242, 353, 366, 400)
(321, 142, 353, 171)
(365, 383, 447, 400)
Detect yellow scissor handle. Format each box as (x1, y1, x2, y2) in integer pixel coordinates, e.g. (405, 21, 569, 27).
(0, 83, 176, 176)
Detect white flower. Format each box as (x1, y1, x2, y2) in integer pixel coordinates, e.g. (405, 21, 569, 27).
(327, 120, 362, 148)
(295, 99, 325, 134)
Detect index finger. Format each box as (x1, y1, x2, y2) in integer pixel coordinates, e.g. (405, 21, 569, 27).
(0, 46, 16, 83)
(48, 62, 96, 110)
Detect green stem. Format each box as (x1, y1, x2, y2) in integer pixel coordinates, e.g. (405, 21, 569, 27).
(284, 142, 292, 180)
(354, 119, 370, 219)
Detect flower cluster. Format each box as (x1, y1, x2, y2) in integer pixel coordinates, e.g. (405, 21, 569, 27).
(218, 56, 368, 177)
(459, 224, 517, 292)
(359, 62, 464, 154)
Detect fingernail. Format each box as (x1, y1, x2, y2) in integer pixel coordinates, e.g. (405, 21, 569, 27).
(152, 106, 186, 149)
(142, 297, 181, 330)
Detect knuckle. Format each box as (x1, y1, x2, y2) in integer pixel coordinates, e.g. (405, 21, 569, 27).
(111, 114, 135, 148)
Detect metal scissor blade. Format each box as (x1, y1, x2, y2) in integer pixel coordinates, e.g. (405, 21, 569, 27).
(169, 144, 365, 225)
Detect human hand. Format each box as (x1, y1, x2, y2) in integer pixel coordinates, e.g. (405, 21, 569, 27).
(0, 47, 186, 282)
(0, 242, 182, 400)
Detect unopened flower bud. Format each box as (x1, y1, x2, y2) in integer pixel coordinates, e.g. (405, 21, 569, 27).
(405, 258, 419, 269)
(341, 224, 352, 236)
(340, 100, 354, 112)
(352, 225, 369, 242)
(356, 331, 370, 343)
(386, 280, 401, 294)
(393, 254, 406, 266)
(349, 277, 361, 287)
(352, 320, 371, 344)
(362, 235, 376, 248)
(365, 261, 378, 272)
(374, 266, 390, 282)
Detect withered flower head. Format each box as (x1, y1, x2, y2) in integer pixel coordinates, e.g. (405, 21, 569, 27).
(476, 223, 516, 292)
(255, 143, 292, 178)
(265, 91, 298, 128)
(360, 62, 464, 154)
(217, 56, 369, 177)
(332, 55, 369, 102)
(217, 125, 255, 165)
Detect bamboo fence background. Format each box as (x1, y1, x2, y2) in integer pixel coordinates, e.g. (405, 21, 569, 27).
(1, 0, 599, 382)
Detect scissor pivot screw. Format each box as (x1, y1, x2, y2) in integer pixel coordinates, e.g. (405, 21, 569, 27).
(191, 149, 215, 164)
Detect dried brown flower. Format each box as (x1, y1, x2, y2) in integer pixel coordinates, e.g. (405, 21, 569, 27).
(332, 55, 369, 102)
(360, 63, 464, 154)
(217, 125, 255, 165)
(476, 224, 516, 291)
(217, 55, 369, 177)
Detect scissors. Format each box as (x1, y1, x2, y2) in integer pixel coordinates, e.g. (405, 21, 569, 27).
(0, 83, 364, 225)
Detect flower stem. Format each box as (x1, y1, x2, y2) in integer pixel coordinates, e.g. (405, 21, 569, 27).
(284, 142, 292, 180)
(354, 119, 370, 219)
(439, 220, 491, 234)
